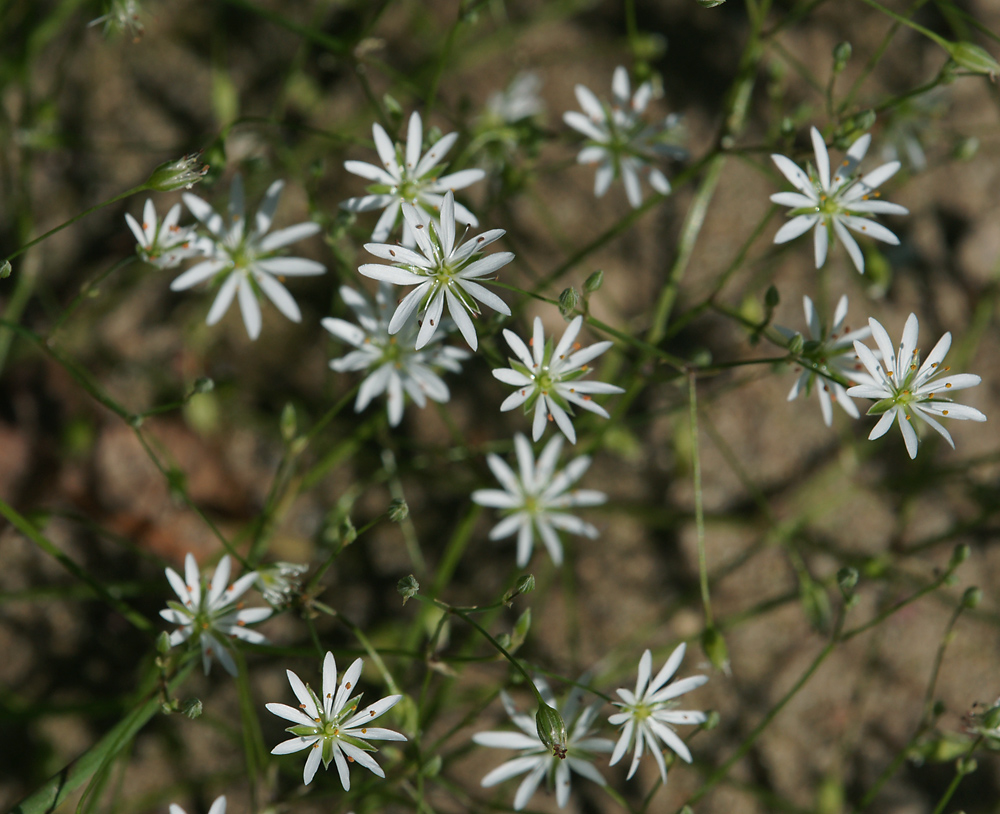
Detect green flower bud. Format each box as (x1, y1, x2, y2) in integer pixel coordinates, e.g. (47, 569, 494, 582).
(0, 260, 10, 279)
(786, 332, 805, 356)
(559, 286, 580, 318)
(156, 630, 173, 654)
(584, 269, 604, 293)
(833, 42, 853, 73)
(701, 626, 730, 673)
(837, 566, 859, 598)
(764, 284, 780, 309)
(535, 702, 568, 759)
(502, 573, 536, 605)
(146, 152, 209, 192)
(696, 0, 727, 7)
(397, 574, 419, 604)
(947, 42, 1000, 75)
(950, 544, 970, 568)
(193, 376, 214, 394)
(962, 586, 982, 609)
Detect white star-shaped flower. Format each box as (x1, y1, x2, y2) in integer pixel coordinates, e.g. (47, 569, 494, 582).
(159, 553, 271, 676)
(266, 651, 406, 788)
(341, 110, 485, 246)
(609, 644, 708, 783)
(473, 676, 614, 811)
(358, 190, 512, 351)
(472, 433, 606, 567)
(493, 315, 624, 444)
(125, 199, 199, 269)
(846, 313, 986, 459)
(563, 66, 686, 208)
(170, 174, 326, 340)
(322, 283, 470, 426)
(771, 126, 908, 273)
(775, 294, 874, 426)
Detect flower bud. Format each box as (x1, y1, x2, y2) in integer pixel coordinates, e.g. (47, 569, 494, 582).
(502, 573, 535, 605)
(947, 42, 1000, 75)
(764, 284, 780, 309)
(0, 261, 10, 279)
(833, 41, 853, 73)
(156, 630, 173, 654)
(701, 626, 730, 674)
(696, 0, 727, 7)
(535, 702, 568, 759)
(584, 269, 604, 293)
(950, 543, 970, 568)
(962, 586, 982, 609)
(146, 152, 209, 192)
(558, 287, 580, 319)
(837, 566, 859, 598)
(193, 376, 215, 394)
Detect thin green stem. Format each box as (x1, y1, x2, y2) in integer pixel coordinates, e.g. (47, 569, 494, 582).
(688, 373, 712, 625)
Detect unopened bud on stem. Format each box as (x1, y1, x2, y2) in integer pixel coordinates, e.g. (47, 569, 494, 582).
(535, 702, 568, 759)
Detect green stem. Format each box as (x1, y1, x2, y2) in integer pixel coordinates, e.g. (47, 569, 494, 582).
(2, 185, 146, 266)
(0, 500, 153, 632)
(688, 373, 712, 625)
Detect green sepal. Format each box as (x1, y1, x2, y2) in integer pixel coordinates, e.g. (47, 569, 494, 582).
(866, 398, 897, 416)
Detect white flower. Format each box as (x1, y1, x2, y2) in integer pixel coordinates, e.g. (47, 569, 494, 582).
(473, 676, 614, 810)
(358, 190, 512, 351)
(485, 72, 545, 124)
(266, 651, 406, 788)
(322, 283, 470, 426)
(169, 795, 226, 814)
(770, 126, 908, 273)
(846, 313, 986, 459)
(563, 66, 686, 208)
(493, 315, 624, 444)
(159, 553, 271, 676)
(775, 295, 874, 426)
(170, 175, 326, 340)
(125, 199, 199, 269)
(341, 110, 485, 245)
(472, 433, 606, 567)
(609, 644, 708, 783)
